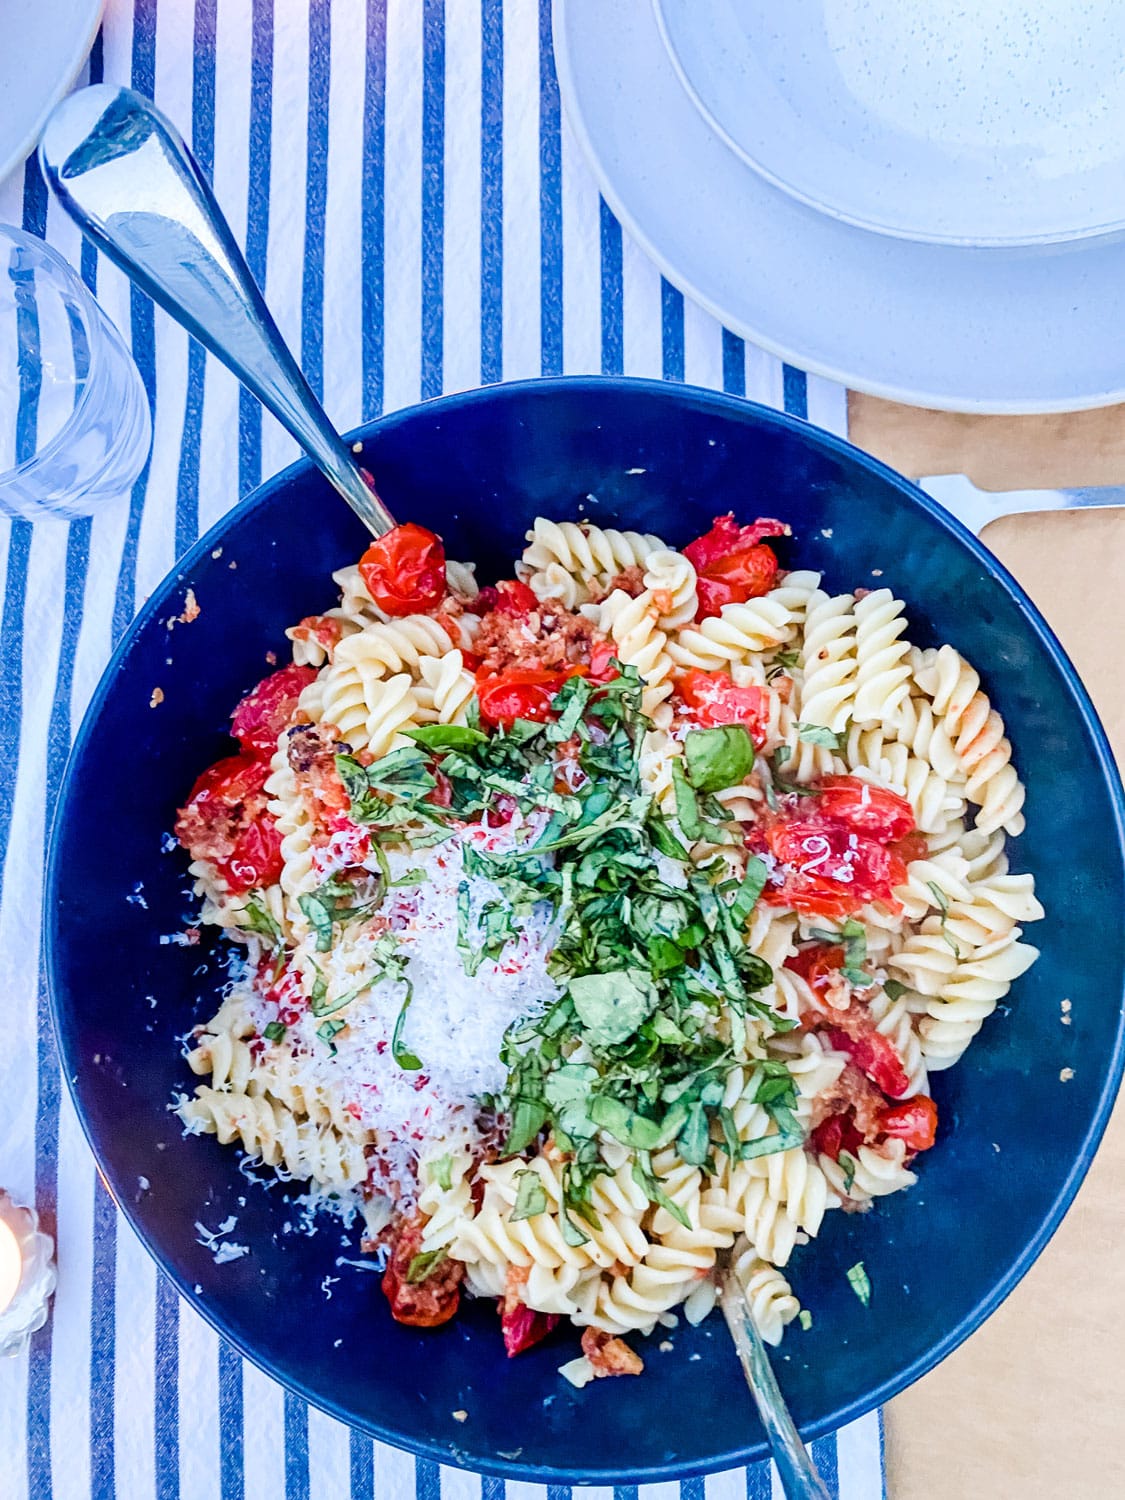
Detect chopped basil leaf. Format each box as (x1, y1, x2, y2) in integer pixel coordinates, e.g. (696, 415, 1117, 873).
(773, 744, 792, 768)
(238, 894, 285, 947)
(316, 1017, 346, 1053)
(838, 1150, 858, 1193)
(684, 725, 755, 793)
(429, 1154, 454, 1192)
(502, 1097, 550, 1157)
(672, 764, 703, 839)
(404, 724, 488, 750)
(926, 881, 949, 915)
(510, 1169, 549, 1222)
(263, 1020, 286, 1043)
(567, 970, 657, 1047)
(846, 1260, 871, 1307)
(406, 1247, 447, 1284)
(796, 722, 845, 749)
(883, 979, 908, 1002)
(390, 980, 422, 1070)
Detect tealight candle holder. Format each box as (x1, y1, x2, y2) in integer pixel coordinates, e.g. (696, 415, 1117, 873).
(0, 1190, 57, 1357)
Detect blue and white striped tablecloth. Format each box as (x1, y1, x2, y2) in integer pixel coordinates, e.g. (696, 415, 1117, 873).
(0, 3, 882, 1496)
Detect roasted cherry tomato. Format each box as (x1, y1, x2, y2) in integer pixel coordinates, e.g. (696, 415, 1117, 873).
(175, 752, 284, 894)
(678, 668, 768, 744)
(359, 522, 447, 616)
(493, 578, 540, 615)
(587, 637, 621, 683)
(824, 1025, 911, 1100)
(230, 663, 316, 753)
(762, 818, 901, 918)
(500, 1300, 561, 1357)
(810, 1110, 864, 1161)
(785, 943, 846, 994)
(381, 1214, 463, 1328)
(475, 665, 584, 728)
(889, 830, 928, 868)
(683, 514, 788, 619)
(813, 775, 916, 842)
(877, 1094, 939, 1152)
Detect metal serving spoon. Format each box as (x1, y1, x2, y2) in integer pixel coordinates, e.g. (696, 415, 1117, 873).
(40, 81, 826, 1496)
(720, 1242, 831, 1500)
(39, 83, 394, 539)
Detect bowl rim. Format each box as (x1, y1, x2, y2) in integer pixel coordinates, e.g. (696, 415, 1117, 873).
(46, 375, 1125, 1481)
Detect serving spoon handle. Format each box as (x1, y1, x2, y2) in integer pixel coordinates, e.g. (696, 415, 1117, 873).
(39, 83, 395, 539)
(720, 1259, 831, 1500)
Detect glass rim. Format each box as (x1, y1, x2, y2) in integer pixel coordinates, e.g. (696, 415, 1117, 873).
(0, 223, 113, 487)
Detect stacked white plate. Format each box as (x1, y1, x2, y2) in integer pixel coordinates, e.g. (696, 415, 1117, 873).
(554, 0, 1125, 410)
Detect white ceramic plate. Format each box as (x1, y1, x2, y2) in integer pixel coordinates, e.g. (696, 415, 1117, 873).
(0, 0, 104, 189)
(555, 0, 1125, 412)
(654, 0, 1125, 248)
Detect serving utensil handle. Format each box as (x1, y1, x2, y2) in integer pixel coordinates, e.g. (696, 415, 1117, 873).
(719, 1276, 831, 1500)
(39, 83, 394, 538)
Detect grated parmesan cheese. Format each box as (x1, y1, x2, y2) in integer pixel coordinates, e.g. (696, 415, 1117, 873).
(244, 818, 562, 1204)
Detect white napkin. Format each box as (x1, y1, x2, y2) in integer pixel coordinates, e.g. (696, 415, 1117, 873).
(0, 2, 873, 1497)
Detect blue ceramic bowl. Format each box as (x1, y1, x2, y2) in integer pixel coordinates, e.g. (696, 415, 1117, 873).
(47, 378, 1125, 1482)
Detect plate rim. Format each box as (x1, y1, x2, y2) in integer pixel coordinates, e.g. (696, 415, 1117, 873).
(46, 377, 1125, 1480)
(555, 0, 1125, 414)
(0, 0, 106, 189)
(650, 0, 1125, 250)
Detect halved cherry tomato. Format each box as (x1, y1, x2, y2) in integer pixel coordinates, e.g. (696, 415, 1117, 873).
(475, 664, 585, 727)
(588, 637, 620, 683)
(824, 1025, 911, 1100)
(813, 775, 915, 842)
(877, 1094, 939, 1152)
(811, 1110, 864, 1161)
(889, 830, 928, 868)
(678, 668, 768, 744)
(230, 663, 316, 753)
(683, 514, 788, 619)
(381, 1214, 463, 1328)
(785, 943, 846, 994)
(175, 752, 283, 894)
(500, 1301, 560, 1357)
(492, 578, 540, 615)
(762, 818, 900, 918)
(359, 523, 447, 616)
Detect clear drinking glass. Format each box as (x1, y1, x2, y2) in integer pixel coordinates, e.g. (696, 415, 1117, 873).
(0, 225, 151, 521)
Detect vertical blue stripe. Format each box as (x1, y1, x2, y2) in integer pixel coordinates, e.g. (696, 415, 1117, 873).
(218, 1342, 245, 1500)
(745, 1460, 772, 1500)
(175, 0, 218, 555)
(782, 363, 808, 419)
(112, 0, 159, 645)
(481, 1479, 506, 1500)
(537, 0, 563, 376)
(661, 278, 684, 383)
(284, 1392, 309, 1500)
(479, 0, 503, 385)
(680, 1481, 704, 1500)
(349, 1431, 374, 1500)
(22, 144, 53, 1500)
(302, 0, 331, 403)
(239, 0, 275, 497)
(416, 1456, 441, 1500)
(79, 40, 119, 1500)
(722, 329, 746, 397)
(90, 1179, 117, 1500)
(599, 198, 623, 376)
(420, 0, 445, 400)
(810, 1436, 840, 1499)
(154, 1274, 181, 1500)
(546, 1485, 571, 1500)
(613, 1486, 637, 1500)
(361, 0, 387, 420)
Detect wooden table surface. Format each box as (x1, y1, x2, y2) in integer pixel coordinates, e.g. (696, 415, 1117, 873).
(849, 394, 1125, 1500)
